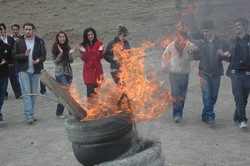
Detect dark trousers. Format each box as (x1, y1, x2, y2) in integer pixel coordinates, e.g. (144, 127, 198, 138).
(230, 74, 250, 123)
(110, 71, 120, 85)
(7, 63, 22, 98)
(40, 63, 46, 94)
(169, 72, 189, 118)
(40, 81, 46, 94)
(86, 84, 98, 97)
(0, 77, 8, 120)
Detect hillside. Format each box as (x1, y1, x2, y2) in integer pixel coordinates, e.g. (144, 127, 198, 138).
(1, 0, 250, 53)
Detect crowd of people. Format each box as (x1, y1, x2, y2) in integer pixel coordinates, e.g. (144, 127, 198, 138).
(0, 17, 249, 130)
(161, 18, 250, 129)
(0, 22, 130, 125)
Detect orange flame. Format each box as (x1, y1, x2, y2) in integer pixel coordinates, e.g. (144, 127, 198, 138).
(70, 41, 171, 123)
(160, 36, 171, 48)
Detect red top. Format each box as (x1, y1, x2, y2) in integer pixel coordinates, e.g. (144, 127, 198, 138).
(80, 40, 104, 85)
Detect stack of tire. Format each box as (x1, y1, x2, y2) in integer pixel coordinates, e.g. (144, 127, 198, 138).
(65, 112, 165, 166)
(98, 137, 165, 166)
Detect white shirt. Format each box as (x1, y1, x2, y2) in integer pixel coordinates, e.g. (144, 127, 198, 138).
(161, 41, 194, 74)
(0, 36, 8, 44)
(25, 36, 35, 73)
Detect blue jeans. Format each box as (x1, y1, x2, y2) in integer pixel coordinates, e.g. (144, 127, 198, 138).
(169, 73, 189, 118)
(200, 75, 221, 122)
(55, 75, 72, 116)
(230, 73, 250, 123)
(0, 77, 8, 121)
(19, 72, 39, 119)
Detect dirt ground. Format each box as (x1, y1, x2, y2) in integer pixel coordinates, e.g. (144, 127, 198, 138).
(1, 0, 250, 165)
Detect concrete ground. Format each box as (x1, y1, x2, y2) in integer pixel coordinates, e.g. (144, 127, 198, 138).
(0, 52, 250, 166)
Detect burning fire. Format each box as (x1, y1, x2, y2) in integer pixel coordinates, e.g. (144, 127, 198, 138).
(70, 40, 171, 122)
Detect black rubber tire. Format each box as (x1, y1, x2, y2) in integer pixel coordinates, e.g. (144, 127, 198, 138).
(64, 112, 133, 144)
(97, 138, 165, 166)
(72, 130, 136, 166)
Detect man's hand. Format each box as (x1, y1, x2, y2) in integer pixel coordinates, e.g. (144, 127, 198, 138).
(32, 59, 40, 64)
(25, 48, 31, 56)
(187, 45, 199, 54)
(0, 59, 6, 65)
(218, 50, 231, 57)
(113, 56, 119, 61)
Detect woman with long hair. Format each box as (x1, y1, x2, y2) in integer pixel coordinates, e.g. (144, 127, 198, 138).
(79, 27, 104, 107)
(52, 30, 77, 118)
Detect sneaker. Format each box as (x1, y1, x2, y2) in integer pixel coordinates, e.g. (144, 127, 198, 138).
(57, 115, 66, 119)
(174, 116, 182, 123)
(207, 120, 215, 128)
(0, 120, 4, 126)
(27, 118, 34, 125)
(239, 121, 247, 129)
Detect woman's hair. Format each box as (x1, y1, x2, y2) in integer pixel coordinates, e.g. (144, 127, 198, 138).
(52, 30, 70, 56)
(81, 27, 98, 47)
(118, 25, 129, 37)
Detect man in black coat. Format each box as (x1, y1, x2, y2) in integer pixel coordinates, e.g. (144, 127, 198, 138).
(13, 22, 46, 124)
(192, 21, 228, 126)
(224, 18, 250, 129)
(0, 27, 14, 125)
(0, 23, 22, 99)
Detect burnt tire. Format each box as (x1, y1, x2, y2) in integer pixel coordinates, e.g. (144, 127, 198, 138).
(72, 130, 136, 166)
(97, 139, 165, 166)
(64, 112, 133, 144)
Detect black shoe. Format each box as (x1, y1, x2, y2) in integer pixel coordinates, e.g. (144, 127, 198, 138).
(16, 95, 22, 99)
(234, 118, 239, 123)
(32, 117, 37, 122)
(202, 118, 208, 123)
(40, 91, 46, 94)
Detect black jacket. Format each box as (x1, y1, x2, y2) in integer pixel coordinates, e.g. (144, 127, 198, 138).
(0, 40, 14, 77)
(193, 35, 228, 77)
(226, 34, 250, 76)
(104, 36, 130, 69)
(6, 35, 15, 49)
(13, 36, 46, 74)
